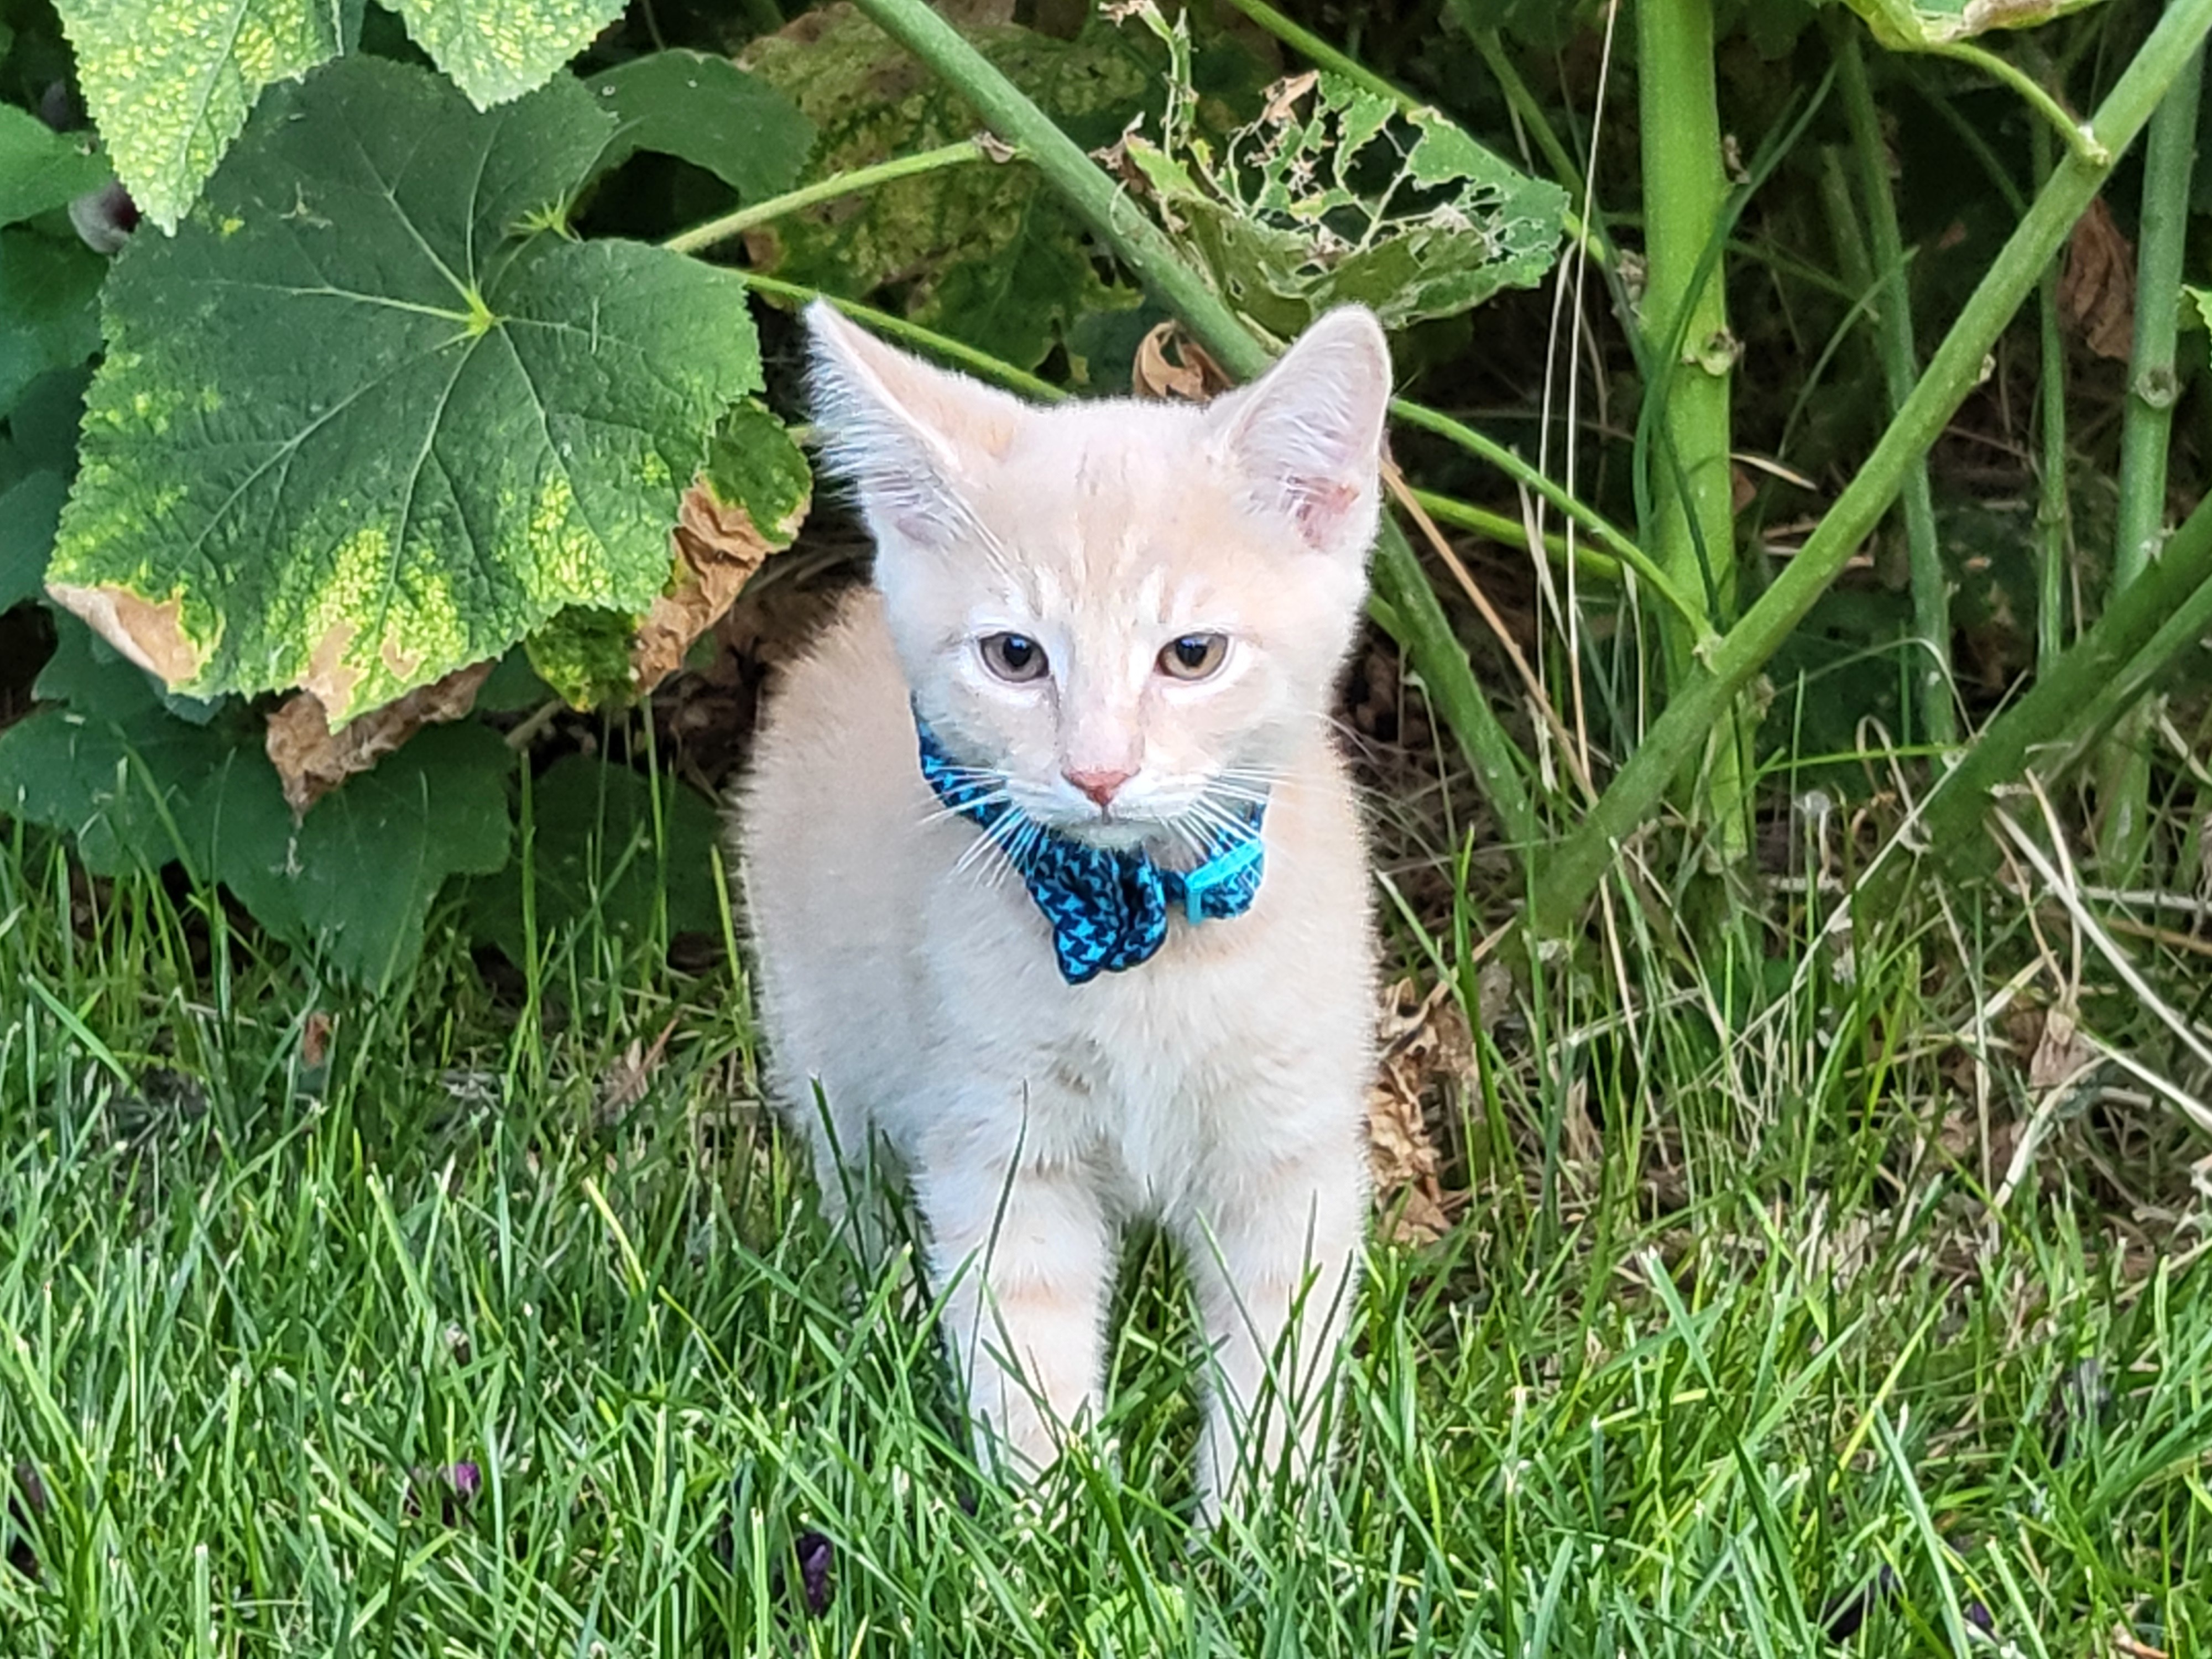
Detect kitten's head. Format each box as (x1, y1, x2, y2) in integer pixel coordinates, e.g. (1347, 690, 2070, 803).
(805, 302, 1390, 854)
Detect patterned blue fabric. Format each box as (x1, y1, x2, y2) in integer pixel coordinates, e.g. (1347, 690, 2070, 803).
(915, 717, 1267, 985)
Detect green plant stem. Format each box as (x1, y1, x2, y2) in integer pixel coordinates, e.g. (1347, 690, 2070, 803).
(1924, 39, 2108, 165)
(843, 0, 1541, 854)
(1411, 489, 1620, 582)
(1464, 24, 1589, 207)
(2095, 31, 2204, 875)
(1637, 0, 1750, 861)
(1215, 0, 1406, 107)
(1391, 399, 1702, 634)
(1915, 491, 2212, 881)
(1835, 22, 1955, 747)
(1531, 0, 2212, 938)
(738, 272, 1063, 398)
(2032, 119, 2070, 675)
(663, 141, 990, 256)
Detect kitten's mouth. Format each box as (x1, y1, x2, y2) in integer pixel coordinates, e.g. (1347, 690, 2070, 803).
(1056, 815, 1155, 853)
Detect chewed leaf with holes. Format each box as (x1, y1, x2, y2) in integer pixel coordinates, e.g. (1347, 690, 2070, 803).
(1839, 0, 2108, 49)
(48, 55, 763, 723)
(1120, 55, 1567, 337)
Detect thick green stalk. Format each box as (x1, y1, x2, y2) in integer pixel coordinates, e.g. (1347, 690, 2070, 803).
(1531, 0, 2212, 937)
(843, 0, 1543, 851)
(2095, 34, 2204, 875)
(1637, 0, 1750, 859)
(1835, 23, 1955, 747)
(2032, 118, 2071, 675)
(1914, 490, 2212, 880)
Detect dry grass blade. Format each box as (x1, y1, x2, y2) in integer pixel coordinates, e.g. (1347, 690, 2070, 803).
(1385, 462, 1592, 800)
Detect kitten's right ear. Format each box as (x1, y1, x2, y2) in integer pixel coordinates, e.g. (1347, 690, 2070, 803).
(804, 301, 1024, 550)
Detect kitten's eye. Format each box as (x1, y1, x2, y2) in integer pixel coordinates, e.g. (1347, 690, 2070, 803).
(980, 632, 1048, 683)
(1158, 634, 1228, 681)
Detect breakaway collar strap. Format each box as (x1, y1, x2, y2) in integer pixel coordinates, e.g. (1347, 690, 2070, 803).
(915, 717, 1266, 985)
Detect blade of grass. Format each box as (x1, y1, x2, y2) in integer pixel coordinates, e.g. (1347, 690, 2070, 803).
(2032, 116, 2073, 675)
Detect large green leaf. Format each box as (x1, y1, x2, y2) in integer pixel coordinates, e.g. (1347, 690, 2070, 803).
(0, 103, 110, 227)
(585, 49, 815, 202)
(1836, 0, 2108, 48)
(0, 614, 513, 985)
(220, 721, 512, 986)
(50, 0, 343, 231)
(0, 469, 66, 607)
(741, 7, 1149, 372)
(0, 226, 102, 411)
(387, 0, 624, 107)
(526, 400, 811, 708)
(48, 55, 764, 723)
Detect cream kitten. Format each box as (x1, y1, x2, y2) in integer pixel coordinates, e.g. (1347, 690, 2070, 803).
(737, 301, 1390, 1515)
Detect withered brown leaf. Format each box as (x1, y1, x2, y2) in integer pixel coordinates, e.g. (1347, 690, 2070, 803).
(2059, 198, 2136, 362)
(265, 659, 495, 815)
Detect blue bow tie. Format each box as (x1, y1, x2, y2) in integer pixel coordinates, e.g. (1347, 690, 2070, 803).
(915, 717, 1266, 985)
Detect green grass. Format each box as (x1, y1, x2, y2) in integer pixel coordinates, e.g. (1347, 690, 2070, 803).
(1, 814, 2208, 1658)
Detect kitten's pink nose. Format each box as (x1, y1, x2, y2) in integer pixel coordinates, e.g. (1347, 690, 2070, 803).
(1063, 766, 1133, 807)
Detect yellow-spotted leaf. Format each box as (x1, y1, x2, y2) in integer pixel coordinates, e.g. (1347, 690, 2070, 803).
(52, 0, 345, 231)
(47, 55, 765, 723)
(385, 0, 626, 108)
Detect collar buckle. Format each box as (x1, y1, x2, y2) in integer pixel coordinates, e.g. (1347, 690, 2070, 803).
(1176, 838, 1264, 924)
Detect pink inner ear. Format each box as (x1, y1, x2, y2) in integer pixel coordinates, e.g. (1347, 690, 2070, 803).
(1293, 477, 1360, 546)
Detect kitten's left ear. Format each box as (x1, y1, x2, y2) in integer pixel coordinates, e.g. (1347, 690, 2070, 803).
(803, 300, 1025, 552)
(1214, 306, 1392, 561)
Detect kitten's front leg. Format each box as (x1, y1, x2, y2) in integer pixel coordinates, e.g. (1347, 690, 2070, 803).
(1183, 1140, 1367, 1519)
(916, 1149, 1114, 1479)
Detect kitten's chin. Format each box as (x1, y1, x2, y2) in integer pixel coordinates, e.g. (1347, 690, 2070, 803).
(1050, 818, 1156, 854)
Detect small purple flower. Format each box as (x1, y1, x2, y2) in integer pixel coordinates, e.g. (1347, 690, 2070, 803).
(793, 1530, 832, 1617)
(405, 1462, 483, 1526)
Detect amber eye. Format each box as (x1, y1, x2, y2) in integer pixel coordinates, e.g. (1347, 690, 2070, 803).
(980, 632, 1048, 683)
(1158, 634, 1227, 681)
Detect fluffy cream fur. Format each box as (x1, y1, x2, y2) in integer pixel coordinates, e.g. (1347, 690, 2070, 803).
(736, 302, 1392, 1514)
